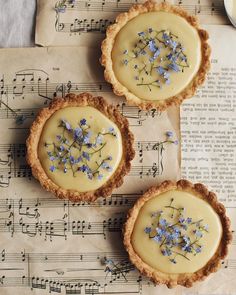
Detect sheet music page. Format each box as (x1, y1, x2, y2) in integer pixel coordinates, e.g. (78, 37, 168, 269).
(35, 0, 228, 47)
(0, 46, 181, 294)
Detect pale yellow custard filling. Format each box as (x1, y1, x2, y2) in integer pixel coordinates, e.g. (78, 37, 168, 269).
(131, 190, 222, 274)
(112, 11, 201, 101)
(38, 106, 123, 192)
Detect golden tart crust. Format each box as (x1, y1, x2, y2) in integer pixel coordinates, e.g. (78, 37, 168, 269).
(26, 93, 135, 202)
(101, 1, 211, 111)
(123, 179, 232, 288)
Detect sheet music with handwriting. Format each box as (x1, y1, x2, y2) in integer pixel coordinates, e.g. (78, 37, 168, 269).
(0, 46, 181, 294)
(35, 0, 229, 47)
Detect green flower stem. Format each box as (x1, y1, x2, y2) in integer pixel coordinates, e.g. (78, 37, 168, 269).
(171, 250, 190, 261)
(88, 142, 107, 155)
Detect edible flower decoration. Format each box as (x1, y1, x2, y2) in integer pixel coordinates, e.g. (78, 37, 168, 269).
(122, 29, 189, 90)
(44, 118, 117, 180)
(144, 198, 209, 264)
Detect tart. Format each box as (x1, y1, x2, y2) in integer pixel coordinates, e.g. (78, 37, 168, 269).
(124, 180, 232, 288)
(101, 1, 211, 111)
(26, 93, 135, 202)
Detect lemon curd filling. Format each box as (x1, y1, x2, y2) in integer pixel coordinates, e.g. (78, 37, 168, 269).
(38, 106, 123, 192)
(131, 190, 222, 274)
(112, 11, 201, 101)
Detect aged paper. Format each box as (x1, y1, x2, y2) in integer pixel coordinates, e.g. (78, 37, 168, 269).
(35, 0, 229, 47)
(180, 25, 236, 294)
(0, 46, 180, 294)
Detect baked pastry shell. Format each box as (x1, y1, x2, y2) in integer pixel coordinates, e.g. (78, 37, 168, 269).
(26, 92, 135, 202)
(123, 179, 232, 288)
(101, 0, 211, 111)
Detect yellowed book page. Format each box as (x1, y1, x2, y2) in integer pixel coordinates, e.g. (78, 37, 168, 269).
(181, 25, 236, 294)
(35, 0, 228, 47)
(0, 46, 180, 294)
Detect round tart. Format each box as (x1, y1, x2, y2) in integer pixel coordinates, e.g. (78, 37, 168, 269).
(124, 180, 232, 288)
(26, 93, 135, 202)
(101, 1, 211, 110)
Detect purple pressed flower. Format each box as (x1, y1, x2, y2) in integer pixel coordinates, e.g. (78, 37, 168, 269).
(168, 63, 180, 72)
(153, 235, 162, 243)
(186, 217, 192, 224)
(74, 127, 82, 139)
(174, 140, 178, 145)
(98, 174, 103, 180)
(77, 156, 82, 163)
(163, 71, 170, 79)
(59, 145, 65, 151)
(179, 217, 185, 224)
(182, 245, 192, 253)
(62, 120, 71, 131)
(170, 40, 178, 50)
(62, 158, 67, 164)
(50, 165, 56, 172)
(55, 6, 66, 13)
(163, 32, 169, 40)
(82, 151, 90, 161)
(156, 228, 165, 236)
(107, 156, 112, 161)
(195, 247, 202, 253)
(138, 31, 145, 37)
(166, 131, 173, 138)
(156, 66, 165, 75)
(49, 156, 55, 161)
(56, 135, 62, 141)
(148, 39, 157, 53)
(83, 135, 90, 144)
(161, 248, 172, 256)
(166, 53, 173, 60)
(159, 219, 168, 227)
(165, 78, 171, 85)
(96, 135, 103, 145)
(70, 156, 75, 164)
(183, 235, 190, 244)
(153, 49, 160, 59)
(79, 165, 88, 173)
(80, 118, 87, 126)
(144, 227, 152, 234)
(203, 224, 209, 231)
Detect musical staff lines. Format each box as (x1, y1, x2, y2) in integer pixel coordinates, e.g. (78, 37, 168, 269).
(53, 0, 227, 36)
(56, 0, 226, 16)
